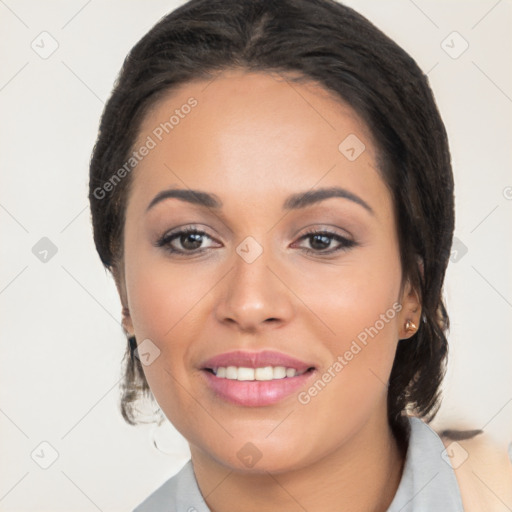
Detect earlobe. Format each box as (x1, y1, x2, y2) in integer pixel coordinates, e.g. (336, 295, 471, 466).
(398, 279, 422, 340)
(397, 255, 424, 340)
(112, 265, 134, 337)
(399, 316, 419, 340)
(404, 319, 417, 332)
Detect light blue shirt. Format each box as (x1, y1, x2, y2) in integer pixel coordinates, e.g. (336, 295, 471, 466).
(133, 416, 464, 511)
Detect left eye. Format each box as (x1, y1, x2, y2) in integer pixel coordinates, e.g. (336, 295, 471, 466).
(293, 230, 356, 254)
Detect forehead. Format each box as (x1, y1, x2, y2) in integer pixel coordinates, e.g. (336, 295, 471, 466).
(129, 69, 389, 218)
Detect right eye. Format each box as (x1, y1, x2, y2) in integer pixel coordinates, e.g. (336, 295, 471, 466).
(156, 226, 221, 255)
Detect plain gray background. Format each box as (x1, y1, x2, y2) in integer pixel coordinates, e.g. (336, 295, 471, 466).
(1, 1, 511, 510)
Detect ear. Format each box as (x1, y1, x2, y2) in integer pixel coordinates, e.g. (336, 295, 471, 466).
(397, 255, 423, 340)
(112, 264, 134, 338)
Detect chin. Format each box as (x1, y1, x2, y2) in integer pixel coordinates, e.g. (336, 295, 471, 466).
(196, 435, 317, 475)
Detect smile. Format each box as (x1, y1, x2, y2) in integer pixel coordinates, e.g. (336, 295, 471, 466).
(208, 365, 310, 380)
(201, 367, 316, 407)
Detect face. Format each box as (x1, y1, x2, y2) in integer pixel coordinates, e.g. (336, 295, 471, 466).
(118, 69, 419, 472)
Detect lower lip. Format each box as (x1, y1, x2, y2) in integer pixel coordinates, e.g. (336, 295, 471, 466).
(201, 369, 317, 406)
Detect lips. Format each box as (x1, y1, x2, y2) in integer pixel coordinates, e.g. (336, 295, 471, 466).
(199, 349, 317, 407)
(200, 349, 316, 373)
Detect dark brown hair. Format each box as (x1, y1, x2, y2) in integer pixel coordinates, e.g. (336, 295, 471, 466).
(89, 0, 455, 443)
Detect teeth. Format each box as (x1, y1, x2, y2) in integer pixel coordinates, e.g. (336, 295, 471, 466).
(211, 366, 310, 380)
(285, 367, 296, 378)
(225, 366, 238, 379)
(255, 367, 274, 380)
(273, 366, 287, 379)
(237, 367, 255, 381)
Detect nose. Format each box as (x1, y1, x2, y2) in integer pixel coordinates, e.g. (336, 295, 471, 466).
(214, 240, 295, 332)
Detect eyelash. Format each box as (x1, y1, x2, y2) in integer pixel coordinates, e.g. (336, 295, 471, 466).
(155, 225, 356, 257)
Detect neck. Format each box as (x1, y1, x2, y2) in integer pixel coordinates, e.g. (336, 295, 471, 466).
(190, 410, 405, 512)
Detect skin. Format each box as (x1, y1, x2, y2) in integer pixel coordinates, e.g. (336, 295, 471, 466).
(115, 68, 422, 512)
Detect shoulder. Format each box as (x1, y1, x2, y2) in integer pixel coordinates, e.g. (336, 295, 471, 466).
(439, 429, 512, 512)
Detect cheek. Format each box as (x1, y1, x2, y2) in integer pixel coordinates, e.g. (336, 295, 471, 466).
(296, 238, 402, 347)
(125, 247, 215, 341)
(123, 252, 215, 430)
(123, 248, 222, 399)
(291, 275, 401, 455)
(296, 240, 402, 401)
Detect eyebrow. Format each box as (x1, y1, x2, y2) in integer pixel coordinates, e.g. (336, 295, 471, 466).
(146, 186, 374, 215)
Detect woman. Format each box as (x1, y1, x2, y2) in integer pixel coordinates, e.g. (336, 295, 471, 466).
(88, 0, 512, 510)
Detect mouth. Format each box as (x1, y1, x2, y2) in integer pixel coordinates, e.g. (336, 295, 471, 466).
(199, 350, 318, 407)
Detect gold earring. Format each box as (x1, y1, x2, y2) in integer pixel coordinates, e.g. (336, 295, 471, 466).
(405, 320, 417, 332)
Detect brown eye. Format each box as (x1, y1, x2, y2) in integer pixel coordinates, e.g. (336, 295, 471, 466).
(177, 232, 205, 251)
(293, 229, 356, 255)
(156, 227, 220, 255)
(308, 233, 334, 251)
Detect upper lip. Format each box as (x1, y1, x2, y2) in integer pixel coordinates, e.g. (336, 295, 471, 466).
(200, 350, 316, 372)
